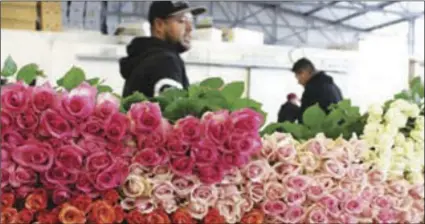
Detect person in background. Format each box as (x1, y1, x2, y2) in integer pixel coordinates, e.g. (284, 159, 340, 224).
(292, 57, 343, 122)
(277, 93, 300, 123)
(120, 1, 206, 98)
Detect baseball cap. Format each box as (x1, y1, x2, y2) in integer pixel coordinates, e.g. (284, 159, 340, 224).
(148, 1, 207, 24)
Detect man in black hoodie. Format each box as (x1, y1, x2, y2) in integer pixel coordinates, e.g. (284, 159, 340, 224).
(120, 1, 206, 98)
(292, 58, 343, 122)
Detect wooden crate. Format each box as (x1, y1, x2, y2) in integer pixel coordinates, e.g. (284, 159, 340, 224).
(1, 18, 36, 30)
(38, 2, 62, 31)
(0, 3, 37, 22)
(0, 2, 37, 7)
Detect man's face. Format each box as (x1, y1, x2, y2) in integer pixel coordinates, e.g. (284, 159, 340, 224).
(158, 12, 194, 52)
(295, 69, 310, 86)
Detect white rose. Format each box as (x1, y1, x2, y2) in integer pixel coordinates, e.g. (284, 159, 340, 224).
(363, 123, 384, 136)
(390, 99, 411, 111)
(394, 133, 406, 147)
(377, 133, 395, 150)
(415, 116, 424, 130)
(410, 130, 424, 142)
(405, 104, 420, 118)
(385, 108, 408, 128)
(368, 104, 384, 117)
(122, 174, 152, 198)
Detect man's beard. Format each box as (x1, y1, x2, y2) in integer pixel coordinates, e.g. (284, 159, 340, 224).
(164, 32, 188, 53)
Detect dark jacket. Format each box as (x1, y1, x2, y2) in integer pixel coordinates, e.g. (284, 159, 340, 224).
(278, 102, 300, 123)
(299, 71, 343, 122)
(120, 37, 189, 98)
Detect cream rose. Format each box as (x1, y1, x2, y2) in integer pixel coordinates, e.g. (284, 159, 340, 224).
(122, 174, 152, 198)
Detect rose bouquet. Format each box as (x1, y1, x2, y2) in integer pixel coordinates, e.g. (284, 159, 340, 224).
(362, 99, 424, 183)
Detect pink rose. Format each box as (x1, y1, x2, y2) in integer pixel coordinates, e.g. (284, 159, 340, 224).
(264, 181, 285, 201)
(246, 182, 265, 203)
(128, 102, 162, 134)
(44, 165, 78, 186)
(373, 196, 393, 209)
(316, 175, 337, 190)
(307, 184, 325, 202)
(1, 163, 15, 189)
(55, 145, 83, 174)
(343, 197, 363, 215)
(135, 198, 155, 214)
(104, 112, 128, 142)
(159, 199, 178, 214)
(77, 136, 107, 154)
(38, 109, 73, 139)
(347, 164, 366, 182)
(307, 207, 328, 224)
(15, 185, 35, 199)
(276, 144, 296, 162)
(187, 200, 209, 220)
(1, 82, 31, 113)
(261, 139, 278, 162)
(282, 205, 305, 224)
(218, 185, 240, 199)
(221, 167, 243, 185)
(197, 163, 224, 185)
(52, 188, 72, 205)
(12, 142, 54, 172)
(192, 141, 219, 167)
(273, 162, 301, 180)
(376, 208, 397, 224)
(1, 128, 24, 146)
(120, 198, 137, 210)
(338, 214, 358, 224)
(175, 116, 203, 144)
(151, 165, 172, 181)
(230, 108, 263, 133)
(76, 174, 98, 198)
(307, 140, 325, 157)
(59, 82, 97, 120)
(360, 186, 377, 202)
(171, 156, 194, 176)
(318, 195, 339, 213)
(1, 110, 14, 129)
(85, 151, 113, 173)
(285, 175, 310, 191)
(1, 147, 12, 169)
(95, 92, 119, 119)
(9, 166, 37, 188)
(387, 180, 409, 198)
(220, 153, 248, 170)
(138, 131, 166, 150)
(94, 162, 127, 191)
(16, 110, 39, 132)
(285, 190, 306, 206)
(367, 169, 385, 185)
(165, 133, 189, 156)
(331, 188, 351, 202)
(262, 200, 287, 216)
(216, 198, 241, 224)
(409, 184, 424, 200)
(239, 193, 254, 213)
(134, 147, 168, 167)
(224, 133, 262, 155)
(191, 185, 218, 206)
(244, 159, 270, 182)
(171, 175, 198, 197)
(79, 116, 104, 137)
(202, 110, 233, 144)
(153, 181, 175, 201)
(31, 82, 57, 113)
(323, 159, 346, 179)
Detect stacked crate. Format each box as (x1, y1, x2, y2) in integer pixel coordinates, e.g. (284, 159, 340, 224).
(39, 2, 62, 31)
(0, 2, 38, 30)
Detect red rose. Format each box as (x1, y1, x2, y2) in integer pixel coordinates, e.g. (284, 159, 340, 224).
(203, 208, 226, 224)
(25, 189, 48, 212)
(1, 192, 15, 208)
(126, 210, 146, 224)
(171, 156, 195, 176)
(172, 208, 196, 224)
(145, 208, 171, 224)
(89, 200, 116, 224)
(70, 194, 92, 214)
(17, 208, 34, 224)
(241, 209, 265, 224)
(1, 207, 18, 224)
(114, 206, 125, 223)
(37, 211, 59, 224)
(102, 189, 120, 206)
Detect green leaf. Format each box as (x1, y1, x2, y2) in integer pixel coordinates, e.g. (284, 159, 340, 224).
(282, 122, 307, 139)
(1, 55, 17, 77)
(121, 91, 148, 111)
(260, 122, 285, 136)
(221, 81, 244, 103)
(16, 63, 39, 84)
(163, 98, 205, 122)
(97, 85, 113, 93)
(87, 78, 100, 86)
(231, 98, 262, 111)
(188, 85, 203, 98)
(200, 77, 224, 89)
(323, 109, 344, 128)
(159, 88, 188, 100)
(302, 104, 326, 130)
(199, 90, 229, 110)
(61, 66, 86, 91)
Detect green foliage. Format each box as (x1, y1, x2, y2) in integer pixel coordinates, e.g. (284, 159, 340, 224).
(1, 56, 45, 85)
(1, 55, 17, 77)
(58, 66, 86, 91)
(16, 63, 39, 84)
(261, 100, 365, 140)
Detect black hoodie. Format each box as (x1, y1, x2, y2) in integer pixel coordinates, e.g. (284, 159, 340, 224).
(120, 37, 189, 98)
(299, 71, 343, 122)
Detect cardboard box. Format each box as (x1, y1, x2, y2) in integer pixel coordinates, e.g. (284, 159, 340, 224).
(1, 18, 36, 30)
(39, 2, 62, 31)
(1, 4, 37, 22)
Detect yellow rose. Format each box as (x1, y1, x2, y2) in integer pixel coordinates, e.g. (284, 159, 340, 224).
(410, 130, 424, 142)
(394, 133, 406, 147)
(122, 174, 152, 198)
(415, 116, 424, 130)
